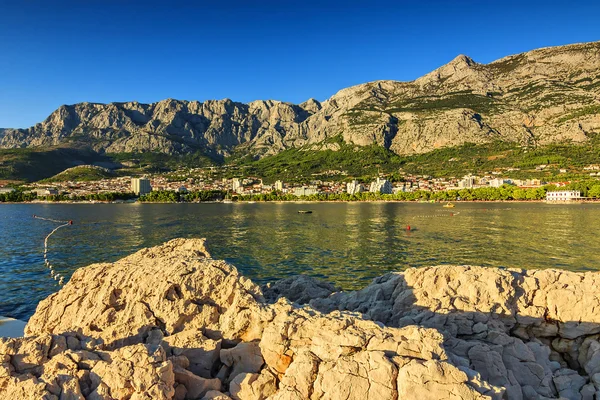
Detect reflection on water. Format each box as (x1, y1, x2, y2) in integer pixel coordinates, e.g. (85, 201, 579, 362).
(2, 202, 600, 320)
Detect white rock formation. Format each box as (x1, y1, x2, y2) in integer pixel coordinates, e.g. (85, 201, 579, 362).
(2, 239, 600, 399)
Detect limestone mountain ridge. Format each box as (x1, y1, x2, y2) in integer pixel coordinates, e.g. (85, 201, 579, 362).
(2, 40, 600, 159)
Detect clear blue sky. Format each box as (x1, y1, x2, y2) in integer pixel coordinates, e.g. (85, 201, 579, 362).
(1, 0, 599, 128)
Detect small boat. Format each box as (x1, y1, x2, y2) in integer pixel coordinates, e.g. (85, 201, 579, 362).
(442, 202, 455, 208)
(297, 210, 313, 214)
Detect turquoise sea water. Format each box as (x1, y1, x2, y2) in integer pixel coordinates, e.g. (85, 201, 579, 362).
(1, 202, 599, 320)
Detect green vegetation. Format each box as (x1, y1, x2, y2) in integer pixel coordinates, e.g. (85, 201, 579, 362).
(4, 129, 600, 186)
(139, 190, 225, 203)
(139, 190, 181, 202)
(344, 111, 385, 126)
(0, 147, 110, 182)
(384, 93, 502, 114)
(399, 137, 600, 179)
(35, 192, 136, 202)
(487, 54, 526, 74)
(153, 137, 600, 183)
(229, 137, 404, 183)
(507, 82, 546, 98)
(71, 192, 136, 202)
(0, 147, 218, 183)
(0, 189, 37, 202)
(187, 190, 226, 202)
(40, 166, 115, 183)
(110, 152, 217, 172)
(556, 105, 600, 124)
(0, 190, 135, 203)
(205, 182, 600, 202)
(582, 80, 600, 90)
(233, 185, 549, 202)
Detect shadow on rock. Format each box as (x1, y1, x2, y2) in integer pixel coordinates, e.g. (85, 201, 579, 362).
(304, 265, 600, 399)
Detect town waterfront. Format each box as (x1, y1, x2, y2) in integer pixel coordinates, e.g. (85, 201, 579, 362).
(1, 202, 599, 321)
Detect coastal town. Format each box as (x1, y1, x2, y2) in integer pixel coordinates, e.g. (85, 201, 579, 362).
(1, 164, 596, 202)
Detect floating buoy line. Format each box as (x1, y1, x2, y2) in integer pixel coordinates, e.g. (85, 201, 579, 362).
(33, 215, 73, 286)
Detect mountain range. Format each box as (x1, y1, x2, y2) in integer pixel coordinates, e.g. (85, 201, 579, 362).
(1, 41, 599, 161)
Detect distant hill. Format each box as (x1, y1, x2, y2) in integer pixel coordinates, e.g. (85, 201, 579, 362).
(1, 41, 599, 161)
(40, 165, 115, 183)
(0, 147, 111, 182)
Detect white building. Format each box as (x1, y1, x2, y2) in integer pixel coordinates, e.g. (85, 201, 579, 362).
(131, 178, 152, 195)
(458, 175, 476, 189)
(488, 178, 505, 188)
(546, 190, 581, 202)
(34, 188, 59, 196)
(294, 186, 319, 197)
(274, 180, 283, 191)
(369, 178, 393, 194)
(232, 178, 243, 194)
(346, 180, 364, 195)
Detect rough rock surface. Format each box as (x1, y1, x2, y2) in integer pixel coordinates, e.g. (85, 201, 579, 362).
(1, 41, 599, 158)
(262, 275, 338, 305)
(3, 239, 600, 399)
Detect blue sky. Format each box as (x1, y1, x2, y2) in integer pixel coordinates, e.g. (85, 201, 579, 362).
(1, 0, 599, 128)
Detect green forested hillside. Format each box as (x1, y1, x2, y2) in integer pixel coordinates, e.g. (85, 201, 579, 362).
(3, 135, 600, 184)
(0, 148, 109, 182)
(230, 138, 405, 182)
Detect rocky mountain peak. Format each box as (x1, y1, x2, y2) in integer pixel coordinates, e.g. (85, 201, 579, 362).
(449, 54, 476, 67)
(300, 98, 322, 113)
(415, 53, 485, 89)
(0, 40, 599, 159)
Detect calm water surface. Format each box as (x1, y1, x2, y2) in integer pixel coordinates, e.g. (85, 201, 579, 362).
(1, 202, 599, 320)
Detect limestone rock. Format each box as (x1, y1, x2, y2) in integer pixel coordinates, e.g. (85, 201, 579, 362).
(26, 238, 270, 344)
(163, 330, 221, 378)
(303, 264, 600, 399)
(229, 370, 277, 400)
(396, 359, 492, 400)
(0, 335, 175, 399)
(5, 239, 600, 399)
(201, 391, 232, 400)
(173, 365, 221, 399)
(219, 341, 264, 380)
(262, 275, 338, 305)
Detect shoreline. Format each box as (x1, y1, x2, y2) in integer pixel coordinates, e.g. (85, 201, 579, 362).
(2, 199, 600, 205)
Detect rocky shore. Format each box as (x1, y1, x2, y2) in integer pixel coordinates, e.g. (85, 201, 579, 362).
(2, 239, 600, 399)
